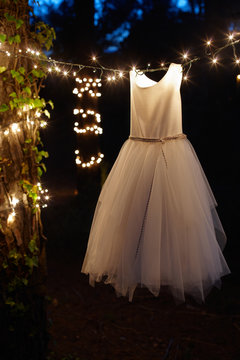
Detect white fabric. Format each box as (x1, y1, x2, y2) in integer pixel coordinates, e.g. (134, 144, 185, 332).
(81, 63, 230, 303)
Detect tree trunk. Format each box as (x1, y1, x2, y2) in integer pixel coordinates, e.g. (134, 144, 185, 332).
(0, 1, 48, 359)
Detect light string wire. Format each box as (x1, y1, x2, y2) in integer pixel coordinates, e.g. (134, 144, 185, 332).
(1, 32, 240, 80)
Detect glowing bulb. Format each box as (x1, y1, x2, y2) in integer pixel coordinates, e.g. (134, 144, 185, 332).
(48, 68, 52, 72)
(92, 56, 96, 61)
(8, 211, 16, 224)
(161, 62, 164, 67)
(183, 75, 188, 81)
(63, 71, 68, 76)
(11, 197, 19, 207)
(132, 66, 136, 72)
(75, 150, 79, 154)
(236, 59, 240, 64)
(11, 123, 19, 133)
(107, 76, 111, 81)
(73, 109, 79, 115)
(237, 74, 240, 80)
(112, 76, 116, 81)
(34, 65, 37, 69)
(36, 51, 40, 56)
(212, 58, 217, 64)
(119, 72, 123, 78)
(183, 52, 188, 59)
(206, 40, 212, 46)
(228, 33, 234, 40)
(40, 121, 47, 127)
(4, 129, 9, 135)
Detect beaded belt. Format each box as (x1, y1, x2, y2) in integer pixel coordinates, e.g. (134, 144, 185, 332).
(129, 133, 187, 167)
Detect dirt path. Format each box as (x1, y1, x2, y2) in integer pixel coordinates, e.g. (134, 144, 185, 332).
(46, 255, 240, 360)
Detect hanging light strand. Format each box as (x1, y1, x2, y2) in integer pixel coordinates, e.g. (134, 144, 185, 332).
(1, 32, 240, 81)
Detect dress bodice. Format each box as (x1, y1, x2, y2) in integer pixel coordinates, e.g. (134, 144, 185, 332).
(130, 63, 183, 139)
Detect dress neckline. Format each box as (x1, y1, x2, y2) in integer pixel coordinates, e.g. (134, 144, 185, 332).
(131, 63, 182, 89)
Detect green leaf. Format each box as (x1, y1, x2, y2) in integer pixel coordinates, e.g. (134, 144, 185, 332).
(9, 100, 14, 110)
(32, 98, 44, 108)
(0, 104, 9, 112)
(48, 100, 54, 109)
(0, 33, 6, 43)
(32, 69, 46, 78)
(18, 67, 25, 75)
(9, 92, 17, 98)
(39, 150, 49, 158)
(0, 66, 7, 73)
(10, 70, 19, 78)
(25, 138, 32, 144)
(37, 166, 43, 177)
(4, 13, 16, 22)
(28, 238, 39, 254)
(14, 34, 21, 43)
(23, 87, 31, 95)
(5, 298, 16, 307)
(8, 36, 14, 45)
(15, 19, 24, 30)
(41, 163, 47, 172)
(22, 278, 28, 286)
(8, 34, 21, 44)
(44, 109, 50, 118)
(16, 75, 24, 84)
(2, 260, 8, 269)
(24, 255, 38, 270)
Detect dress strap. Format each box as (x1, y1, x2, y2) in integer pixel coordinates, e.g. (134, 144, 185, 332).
(129, 133, 187, 143)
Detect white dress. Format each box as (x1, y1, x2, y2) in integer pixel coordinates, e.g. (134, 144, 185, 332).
(81, 63, 230, 303)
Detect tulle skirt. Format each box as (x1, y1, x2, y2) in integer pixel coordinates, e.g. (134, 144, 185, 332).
(81, 137, 230, 303)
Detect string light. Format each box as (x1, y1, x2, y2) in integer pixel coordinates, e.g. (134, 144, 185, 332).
(1, 31, 240, 85)
(212, 57, 218, 64)
(75, 153, 104, 168)
(7, 211, 16, 224)
(72, 73, 104, 168)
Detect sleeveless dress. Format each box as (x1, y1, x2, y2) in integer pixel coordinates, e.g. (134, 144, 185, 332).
(81, 63, 230, 303)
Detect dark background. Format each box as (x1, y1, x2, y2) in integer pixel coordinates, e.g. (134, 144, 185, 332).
(33, 2, 240, 358)
(38, 0, 240, 267)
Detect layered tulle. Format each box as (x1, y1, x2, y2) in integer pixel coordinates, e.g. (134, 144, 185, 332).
(81, 138, 230, 303)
